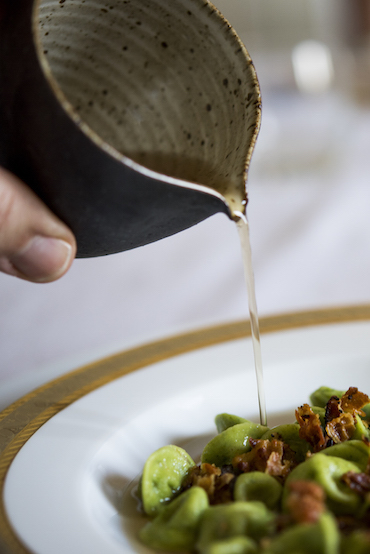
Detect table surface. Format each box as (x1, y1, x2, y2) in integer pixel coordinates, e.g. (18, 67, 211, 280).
(1, 90, 370, 411)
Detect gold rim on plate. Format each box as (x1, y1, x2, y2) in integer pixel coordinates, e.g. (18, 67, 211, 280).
(1, 305, 370, 553)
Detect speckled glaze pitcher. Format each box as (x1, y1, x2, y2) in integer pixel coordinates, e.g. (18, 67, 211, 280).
(0, 0, 261, 257)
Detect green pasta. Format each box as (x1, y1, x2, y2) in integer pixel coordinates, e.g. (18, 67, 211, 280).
(139, 486, 209, 551)
(319, 439, 370, 471)
(215, 413, 248, 433)
(140, 445, 195, 516)
(283, 453, 362, 515)
(234, 472, 282, 509)
(201, 422, 269, 466)
(198, 536, 258, 554)
(263, 512, 339, 554)
(135, 385, 370, 553)
(352, 414, 370, 441)
(196, 501, 275, 551)
(341, 530, 370, 554)
(310, 386, 345, 408)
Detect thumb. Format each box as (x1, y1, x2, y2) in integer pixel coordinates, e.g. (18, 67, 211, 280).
(0, 167, 76, 283)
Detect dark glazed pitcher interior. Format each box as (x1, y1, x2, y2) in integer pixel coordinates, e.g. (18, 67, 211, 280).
(0, 0, 261, 257)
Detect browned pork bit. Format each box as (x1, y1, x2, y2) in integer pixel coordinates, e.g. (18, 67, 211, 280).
(326, 413, 356, 444)
(323, 387, 369, 444)
(296, 404, 327, 452)
(325, 396, 342, 423)
(340, 387, 370, 418)
(286, 480, 326, 524)
(342, 470, 370, 497)
(232, 438, 297, 481)
(182, 463, 235, 504)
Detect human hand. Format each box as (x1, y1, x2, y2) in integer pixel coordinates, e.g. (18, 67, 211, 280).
(0, 167, 76, 282)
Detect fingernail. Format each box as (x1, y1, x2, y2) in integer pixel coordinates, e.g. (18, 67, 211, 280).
(11, 235, 73, 282)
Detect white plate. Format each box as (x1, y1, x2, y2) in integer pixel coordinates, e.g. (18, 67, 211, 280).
(2, 308, 370, 553)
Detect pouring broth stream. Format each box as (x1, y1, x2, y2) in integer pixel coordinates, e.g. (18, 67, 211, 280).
(234, 211, 267, 427)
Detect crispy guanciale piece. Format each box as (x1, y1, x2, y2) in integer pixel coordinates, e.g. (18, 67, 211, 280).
(325, 396, 342, 424)
(340, 387, 370, 418)
(296, 404, 327, 452)
(342, 470, 370, 496)
(286, 480, 326, 524)
(323, 388, 369, 445)
(326, 413, 356, 444)
(232, 438, 296, 481)
(182, 463, 235, 504)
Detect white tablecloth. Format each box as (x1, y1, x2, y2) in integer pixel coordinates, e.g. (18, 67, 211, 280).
(1, 91, 370, 410)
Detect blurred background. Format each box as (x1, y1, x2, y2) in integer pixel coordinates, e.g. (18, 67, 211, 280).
(1, 0, 370, 408)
